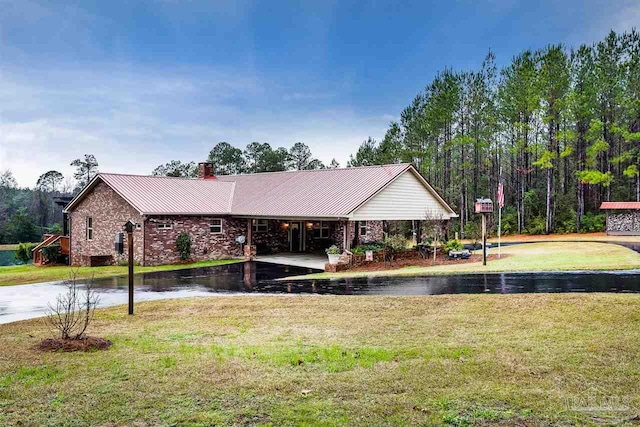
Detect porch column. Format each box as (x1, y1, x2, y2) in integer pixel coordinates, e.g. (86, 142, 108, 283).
(342, 220, 350, 251)
(244, 218, 257, 260)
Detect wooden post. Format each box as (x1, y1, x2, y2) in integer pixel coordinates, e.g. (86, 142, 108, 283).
(124, 220, 135, 315)
(482, 213, 487, 266)
(128, 231, 134, 314)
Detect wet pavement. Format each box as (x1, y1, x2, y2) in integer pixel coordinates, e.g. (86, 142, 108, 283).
(1, 261, 640, 324)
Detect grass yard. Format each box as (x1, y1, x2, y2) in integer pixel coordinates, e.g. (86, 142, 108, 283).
(0, 295, 638, 425)
(477, 232, 640, 244)
(0, 259, 242, 287)
(289, 241, 640, 280)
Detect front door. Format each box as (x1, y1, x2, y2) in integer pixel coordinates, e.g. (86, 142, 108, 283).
(289, 222, 303, 252)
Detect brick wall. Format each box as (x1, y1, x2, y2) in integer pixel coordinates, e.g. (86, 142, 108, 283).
(331, 220, 383, 250)
(251, 219, 290, 254)
(361, 220, 384, 242)
(69, 181, 144, 266)
(70, 183, 390, 266)
(144, 216, 246, 265)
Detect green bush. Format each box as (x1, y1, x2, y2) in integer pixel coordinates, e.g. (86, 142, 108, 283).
(14, 242, 36, 264)
(464, 220, 481, 243)
(555, 209, 577, 234)
(48, 223, 63, 234)
(580, 212, 606, 233)
(500, 206, 518, 235)
(445, 239, 463, 252)
(325, 244, 341, 255)
(41, 245, 61, 263)
(351, 242, 385, 254)
(526, 216, 546, 235)
(384, 234, 407, 262)
(176, 233, 192, 261)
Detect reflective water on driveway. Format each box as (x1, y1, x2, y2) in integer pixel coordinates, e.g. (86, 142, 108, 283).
(1, 261, 640, 324)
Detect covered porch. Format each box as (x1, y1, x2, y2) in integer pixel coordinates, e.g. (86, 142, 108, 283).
(241, 218, 385, 259)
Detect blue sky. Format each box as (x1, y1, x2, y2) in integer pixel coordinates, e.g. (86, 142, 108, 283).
(1, 0, 638, 187)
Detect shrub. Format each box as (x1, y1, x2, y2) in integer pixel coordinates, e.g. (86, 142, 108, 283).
(351, 242, 385, 254)
(526, 216, 546, 235)
(41, 245, 61, 263)
(445, 239, 463, 252)
(325, 244, 341, 255)
(14, 242, 35, 264)
(464, 220, 481, 244)
(501, 206, 518, 235)
(384, 234, 407, 262)
(176, 233, 192, 261)
(580, 212, 606, 233)
(555, 209, 577, 234)
(45, 273, 99, 340)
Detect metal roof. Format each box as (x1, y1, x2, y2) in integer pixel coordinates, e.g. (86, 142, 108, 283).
(600, 202, 640, 210)
(65, 174, 235, 215)
(216, 163, 413, 217)
(65, 164, 457, 218)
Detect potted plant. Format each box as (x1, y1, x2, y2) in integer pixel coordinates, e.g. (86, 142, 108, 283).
(325, 245, 342, 265)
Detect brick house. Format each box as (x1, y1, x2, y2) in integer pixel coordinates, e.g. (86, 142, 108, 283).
(64, 163, 457, 266)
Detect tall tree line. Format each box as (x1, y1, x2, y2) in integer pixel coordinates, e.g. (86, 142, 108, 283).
(153, 142, 340, 177)
(348, 30, 640, 236)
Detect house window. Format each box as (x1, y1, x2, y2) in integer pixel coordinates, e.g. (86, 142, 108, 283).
(359, 221, 368, 237)
(312, 221, 330, 239)
(253, 219, 268, 233)
(86, 217, 93, 240)
(157, 223, 172, 230)
(210, 219, 223, 234)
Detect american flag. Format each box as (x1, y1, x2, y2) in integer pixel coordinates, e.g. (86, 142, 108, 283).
(497, 176, 504, 209)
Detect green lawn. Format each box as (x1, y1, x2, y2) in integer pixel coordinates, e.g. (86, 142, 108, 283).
(0, 295, 638, 425)
(287, 241, 640, 280)
(0, 259, 242, 287)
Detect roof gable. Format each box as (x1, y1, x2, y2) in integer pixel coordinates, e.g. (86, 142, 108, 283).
(216, 163, 411, 217)
(350, 167, 457, 220)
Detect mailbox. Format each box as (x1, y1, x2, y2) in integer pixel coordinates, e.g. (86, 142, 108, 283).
(124, 220, 136, 233)
(115, 232, 124, 254)
(475, 198, 493, 214)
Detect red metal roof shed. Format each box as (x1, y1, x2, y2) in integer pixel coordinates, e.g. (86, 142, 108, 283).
(600, 202, 640, 210)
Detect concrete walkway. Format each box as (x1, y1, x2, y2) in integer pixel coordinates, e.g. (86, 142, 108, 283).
(255, 253, 326, 271)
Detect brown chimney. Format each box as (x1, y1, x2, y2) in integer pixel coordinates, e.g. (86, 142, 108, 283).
(197, 162, 216, 179)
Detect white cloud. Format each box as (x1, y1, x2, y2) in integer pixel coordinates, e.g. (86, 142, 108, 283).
(0, 64, 386, 187)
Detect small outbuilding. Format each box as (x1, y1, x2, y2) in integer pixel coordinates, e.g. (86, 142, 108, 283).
(600, 202, 640, 235)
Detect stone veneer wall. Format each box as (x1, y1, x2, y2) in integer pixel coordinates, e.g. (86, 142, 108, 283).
(361, 220, 384, 243)
(606, 211, 640, 235)
(69, 181, 144, 266)
(330, 220, 384, 250)
(144, 216, 246, 265)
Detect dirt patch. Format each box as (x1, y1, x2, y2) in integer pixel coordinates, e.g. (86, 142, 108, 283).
(38, 336, 112, 352)
(346, 253, 506, 273)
